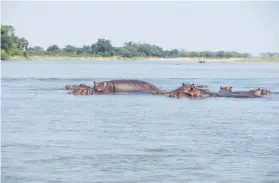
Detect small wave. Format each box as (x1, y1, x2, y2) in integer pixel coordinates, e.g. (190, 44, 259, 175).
(2, 143, 42, 149)
(144, 148, 167, 152)
(23, 156, 78, 163)
(25, 87, 65, 91)
(144, 147, 187, 153)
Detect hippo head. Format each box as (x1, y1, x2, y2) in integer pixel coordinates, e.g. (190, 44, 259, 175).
(249, 88, 271, 96)
(261, 89, 272, 95)
(184, 87, 200, 97)
(93, 81, 112, 92)
(253, 88, 262, 96)
(219, 86, 233, 92)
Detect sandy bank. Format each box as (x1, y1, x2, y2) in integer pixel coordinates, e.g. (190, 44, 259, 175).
(5, 55, 279, 63)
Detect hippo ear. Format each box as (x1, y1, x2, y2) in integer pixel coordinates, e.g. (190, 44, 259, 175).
(93, 81, 96, 85)
(182, 83, 185, 86)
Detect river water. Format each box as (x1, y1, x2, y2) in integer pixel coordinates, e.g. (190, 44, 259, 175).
(1, 60, 279, 183)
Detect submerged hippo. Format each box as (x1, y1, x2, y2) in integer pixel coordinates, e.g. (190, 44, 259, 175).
(64, 84, 91, 91)
(93, 79, 167, 94)
(249, 88, 271, 95)
(214, 92, 262, 98)
(219, 86, 233, 93)
(228, 88, 271, 96)
(169, 86, 213, 98)
(184, 87, 213, 97)
(70, 87, 96, 95)
(168, 83, 209, 94)
(213, 88, 268, 98)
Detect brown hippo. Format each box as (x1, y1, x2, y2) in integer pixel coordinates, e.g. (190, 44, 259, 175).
(248, 88, 272, 96)
(215, 92, 262, 98)
(70, 87, 96, 95)
(184, 87, 213, 97)
(168, 86, 213, 99)
(93, 79, 167, 94)
(167, 83, 209, 94)
(260, 89, 272, 95)
(214, 88, 264, 98)
(219, 86, 233, 93)
(229, 88, 272, 97)
(168, 91, 190, 98)
(64, 84, 90, 91)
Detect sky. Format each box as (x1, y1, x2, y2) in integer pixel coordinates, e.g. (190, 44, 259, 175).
(1, 1, 279, 55)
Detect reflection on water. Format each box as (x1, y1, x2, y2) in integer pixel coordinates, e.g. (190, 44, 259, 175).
(1, 60, 279, 183)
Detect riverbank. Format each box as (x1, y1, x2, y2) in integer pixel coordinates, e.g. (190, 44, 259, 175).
(4, 55, 279, 62)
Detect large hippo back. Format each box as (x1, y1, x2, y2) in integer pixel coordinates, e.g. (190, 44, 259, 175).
(112, 80, 164, 93)
(93, 79, 163, 94)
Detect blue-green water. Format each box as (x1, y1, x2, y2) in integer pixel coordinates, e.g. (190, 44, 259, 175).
(1, 60, 279, 183)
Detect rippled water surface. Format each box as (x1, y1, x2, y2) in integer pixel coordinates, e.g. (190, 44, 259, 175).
(1, 60, 279, 183)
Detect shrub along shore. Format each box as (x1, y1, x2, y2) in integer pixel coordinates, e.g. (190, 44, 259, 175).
(1, 25, 279, 62)
(5, 55, 279, 63)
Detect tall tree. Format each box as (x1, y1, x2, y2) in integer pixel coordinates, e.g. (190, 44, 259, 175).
(18, 37, 29, 51)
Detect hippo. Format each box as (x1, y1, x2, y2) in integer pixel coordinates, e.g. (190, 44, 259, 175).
(212, 88, 267, 98)
(183, 87, 213, 97)
(261, 89, 272, 95)
(64, 84, 91, 91)
(248, 88, 271, 96)
(93, 79, 167, 94)
(225, 88, 271, 97)
(214, 92, 262, 98)
(70, 87, 96, 95)
(168, 86, 213, 99)
(168, 91, 190, 98)
(167, 83, 209, 94)
(219, 86, 233, 93)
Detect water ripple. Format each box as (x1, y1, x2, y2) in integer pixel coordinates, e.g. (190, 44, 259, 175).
(2, 61, 279, 183)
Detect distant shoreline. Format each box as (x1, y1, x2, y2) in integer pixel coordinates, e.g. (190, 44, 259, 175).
(5, 55, 279, 63)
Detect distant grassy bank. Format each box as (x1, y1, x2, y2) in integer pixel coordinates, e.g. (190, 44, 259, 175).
(5, 55, 279, 63)
(2, 25, 279, 63)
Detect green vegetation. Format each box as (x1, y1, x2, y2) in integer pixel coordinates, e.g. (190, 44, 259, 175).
(1, 25, 279, 61)
(1, 25, 29, 60)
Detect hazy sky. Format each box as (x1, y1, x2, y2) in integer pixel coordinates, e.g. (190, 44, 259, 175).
(2, 1, 279, 55)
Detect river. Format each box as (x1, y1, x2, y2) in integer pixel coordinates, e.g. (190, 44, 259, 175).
(1, 60, 279, 183)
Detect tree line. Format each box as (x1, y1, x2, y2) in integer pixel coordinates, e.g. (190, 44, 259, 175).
(1, 25, 29, 60)
(1, 25, 278, 60)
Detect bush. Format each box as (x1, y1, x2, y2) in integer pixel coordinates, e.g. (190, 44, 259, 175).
(7, 44, 24, 56)
(1, 50, 9, 60)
